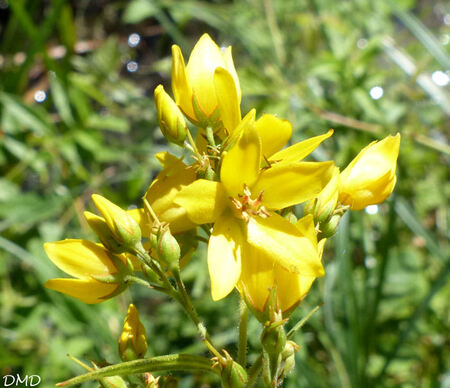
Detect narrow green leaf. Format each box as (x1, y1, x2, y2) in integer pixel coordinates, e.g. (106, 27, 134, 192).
(57, 354, 216, 387)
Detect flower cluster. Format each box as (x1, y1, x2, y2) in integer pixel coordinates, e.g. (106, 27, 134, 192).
(44, 33, 400, 387)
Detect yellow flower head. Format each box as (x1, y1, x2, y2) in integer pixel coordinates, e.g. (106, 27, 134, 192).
(154, 84, 187, 146)
(339, 133, 400, 210)
(175, 113, 334, 301)
(172, 33, 241, 131)
(44, 239, 129, 303)
(119, 304, 148, 361)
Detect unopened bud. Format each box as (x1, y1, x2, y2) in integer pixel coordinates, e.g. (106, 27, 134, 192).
(305, 166, 339, 224)
(319, 213, 341, 239)
(213, 351, 247, 388)
(119, 304, 148, 361)
(92, 194, 143, 253)
(84, 211, 126, 253)
(279, 341, 299, 378)
(150, 224, 181, 271)
(154, 85, 187, 146)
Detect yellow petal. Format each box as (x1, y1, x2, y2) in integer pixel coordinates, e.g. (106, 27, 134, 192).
(208, 215, 243, 300)
(221, 119, 261, 197)
(339, 133, 400, 210)
(44, 239, 118, 279)
(145, 160, 197, 233)
(253, 161, 335, 209)
(240, 215, 320, 313)
(223, 46, 241, 102)
(127, 208, 151, 238)
(239, 243, 275, 312)
(186, 33, 225, 116)
(174, 179, 227, 224)
(45, 278, 119, 304)
(214, 67, 241, 134)
(275, 271, 316, 313)
(255, 114, 292, 158)
(246, 212, 324, 276)
(171, 45, 194, 120)
(270, 129, 334, 164)
(295, 214, 318, 249)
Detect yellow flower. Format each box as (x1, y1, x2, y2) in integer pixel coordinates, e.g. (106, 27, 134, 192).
(175, 114, 334, 300)
(172, 33, 241, 131)
(44, 239, 129, 304)
(119, 304, 148, 361)
(154, 84, 187, 146)
(127, 152, 197, 237)
(339, 134, 400, 210)
(239, 215, 326, 314)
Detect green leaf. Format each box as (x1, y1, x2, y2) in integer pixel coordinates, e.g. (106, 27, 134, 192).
(86, 114, 130, 133)
(50, 74, 75, 126)
(123, 0, 159, 24)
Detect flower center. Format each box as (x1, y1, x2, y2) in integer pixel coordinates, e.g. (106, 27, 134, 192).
(230, 184, 270, 222)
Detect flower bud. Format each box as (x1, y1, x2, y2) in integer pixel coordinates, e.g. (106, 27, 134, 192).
(172, 34, 241, 131)
(279, 341, 299, 379)
(154, 85, 187, 146)
(119, 304, 148, 361)
(92, 194, 143, 253)
(339, 134, 400, 210)
(305, 166, 340, 223)
(318, 213, 341, 239)
(84, 211, 126, 254)
(212, 351, 247, 388)
(150, 224, 181, 271)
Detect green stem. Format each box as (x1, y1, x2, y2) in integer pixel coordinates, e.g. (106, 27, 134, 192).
(124, 275, 167, 293)
(238, 298, 248, 367)
(186, 127, 201, 158)
(245, 355, 263, 388)
(205, 126, 216, 147)
(173, 269, 222, 359)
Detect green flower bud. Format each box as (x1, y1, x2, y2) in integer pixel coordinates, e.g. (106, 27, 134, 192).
(279, 341, 299, 379)
(150, 224, 181, 271)
(154, 85, 187, 146)
(319, 213, 341, 239)
(213, 351, 248, 388)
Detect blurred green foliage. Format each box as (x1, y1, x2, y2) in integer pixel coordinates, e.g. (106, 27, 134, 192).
(0, 0, 448, 387)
